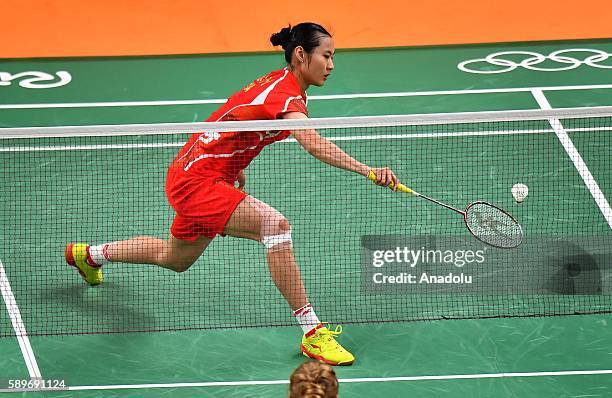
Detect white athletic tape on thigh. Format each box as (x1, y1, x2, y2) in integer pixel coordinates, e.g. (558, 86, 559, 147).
(262, 231, 292, 249)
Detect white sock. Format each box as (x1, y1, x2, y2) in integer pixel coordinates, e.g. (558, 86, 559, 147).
(89, 243, 111, 266)
(293, 303, 321, 334)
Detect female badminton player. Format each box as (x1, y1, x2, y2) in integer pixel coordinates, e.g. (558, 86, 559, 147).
(65, 22, 398, 366)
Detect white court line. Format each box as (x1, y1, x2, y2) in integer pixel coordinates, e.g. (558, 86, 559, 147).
(1, 83, 611, 109)
(532, 89, 612, 229)
(1, 126, 610, 152)
(0, 368, 609, 392)
(0, 260, 42, 379)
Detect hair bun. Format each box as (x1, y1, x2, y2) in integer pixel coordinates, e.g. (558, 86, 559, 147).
(270, 26, 292, 49)
(301, 382, 325, 398)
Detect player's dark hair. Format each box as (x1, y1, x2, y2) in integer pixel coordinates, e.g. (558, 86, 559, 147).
(289, 361, 339, 398)
(270, 23, 331, 63)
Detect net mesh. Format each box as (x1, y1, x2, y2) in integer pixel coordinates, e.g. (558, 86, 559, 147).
(0, 107, 611, 337)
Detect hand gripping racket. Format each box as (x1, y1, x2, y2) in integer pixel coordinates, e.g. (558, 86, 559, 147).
(368, 171, 523, 249)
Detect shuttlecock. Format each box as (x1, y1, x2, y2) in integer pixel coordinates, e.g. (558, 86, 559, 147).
(512, 183, 529, 203)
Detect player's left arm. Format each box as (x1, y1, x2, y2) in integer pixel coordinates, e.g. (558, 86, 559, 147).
(283, 111, 398, 188)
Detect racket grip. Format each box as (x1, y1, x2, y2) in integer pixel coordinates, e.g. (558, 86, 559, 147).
(367, 170, 416, 195)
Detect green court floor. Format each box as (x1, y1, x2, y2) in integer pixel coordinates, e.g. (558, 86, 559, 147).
(1, 39, 611, 397)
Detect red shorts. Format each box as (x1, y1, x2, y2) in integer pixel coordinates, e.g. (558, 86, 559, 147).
(165, 167, 247, 241)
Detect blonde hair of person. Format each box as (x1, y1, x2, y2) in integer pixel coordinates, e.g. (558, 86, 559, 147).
(289, 361, 339, 398)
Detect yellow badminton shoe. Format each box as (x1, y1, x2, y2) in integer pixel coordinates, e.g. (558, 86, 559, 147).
(65, 243, 103, 285)
(301, 324, 355, 366)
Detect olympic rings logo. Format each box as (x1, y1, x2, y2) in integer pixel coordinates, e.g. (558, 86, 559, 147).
(0, 71, 72, 89)
(458, 49, 612, 74)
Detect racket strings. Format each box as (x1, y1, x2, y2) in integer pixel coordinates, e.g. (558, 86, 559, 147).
(465, 202, 523, 248)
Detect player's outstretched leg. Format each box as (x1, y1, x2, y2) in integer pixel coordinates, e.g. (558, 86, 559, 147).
(65, 235, 211, 285)
(224, 196, 355, 365)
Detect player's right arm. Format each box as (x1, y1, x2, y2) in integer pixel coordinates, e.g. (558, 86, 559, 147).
(283, 111, 398, 188)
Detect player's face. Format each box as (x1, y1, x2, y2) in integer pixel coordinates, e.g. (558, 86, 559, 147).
(304, 36, 335, 87)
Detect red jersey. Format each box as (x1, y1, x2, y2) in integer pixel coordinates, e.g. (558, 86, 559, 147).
(172, 68, 308, 180)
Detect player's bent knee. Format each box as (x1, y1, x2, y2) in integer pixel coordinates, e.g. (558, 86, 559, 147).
(158, 257, 195, 272)
(278, 218, 290, 231)
(262, 230, 293, 251)
(172, 261, 194, 273)
(249, 196, 294, 251)
(261, 218, 293, 251)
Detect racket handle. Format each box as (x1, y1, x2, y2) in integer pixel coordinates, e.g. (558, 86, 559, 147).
(367, 170, 416, 195)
